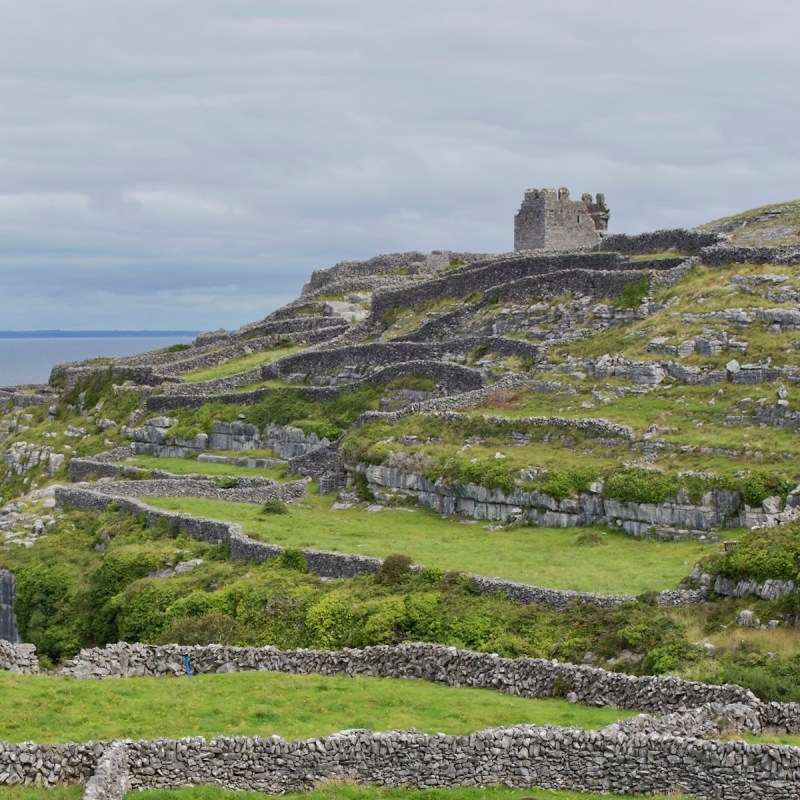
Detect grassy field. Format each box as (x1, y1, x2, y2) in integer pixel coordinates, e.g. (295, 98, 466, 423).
(144, 493, 710, 594)
(183, 345, 303, 383)
(133, 786, 690, 800)
(0, 786, 689, 800)
(468, 381, 800, 464)
(124, 455, 288, 481)
(0, 671, 634, 745)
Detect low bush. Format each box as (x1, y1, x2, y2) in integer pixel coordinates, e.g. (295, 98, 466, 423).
(603, 468, 680, 505)
(278, 548, 308, 572)
(379, 553, 414, 583)
(429, 455, 515, 493)
(261, 499, 289, 515)
(158, 612, 241, 646)
(541, 468, 599, 501)
(740, 472, 795, 507)
(702, 521, 800, 583)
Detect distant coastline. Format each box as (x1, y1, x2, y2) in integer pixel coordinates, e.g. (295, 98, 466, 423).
(0, 330, 201, 339)
(0, 333, 201, 385)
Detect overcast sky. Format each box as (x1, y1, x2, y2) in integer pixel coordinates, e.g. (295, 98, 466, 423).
(1, 1, 798, 331)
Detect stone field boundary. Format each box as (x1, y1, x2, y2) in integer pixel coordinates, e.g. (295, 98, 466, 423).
(3, 642, 800, 799)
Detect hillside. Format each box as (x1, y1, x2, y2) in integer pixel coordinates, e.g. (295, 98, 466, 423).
(3, 214, 800, 651)
(4, 203, 800, 798)
(701, 199, 800, 246)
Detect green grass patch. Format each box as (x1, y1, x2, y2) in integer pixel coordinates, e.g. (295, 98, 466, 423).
(381, 298, 461, 337)
(132, 785, 686, 800)
(732, 731, 800, 746)
(0, 789, 83, 800)
(457, 381, 800, 475)
(0, 671, 633, 744)
(145, 494, 710, 595)
(613, 273, 649, 309)
(182, 344, 304, 383)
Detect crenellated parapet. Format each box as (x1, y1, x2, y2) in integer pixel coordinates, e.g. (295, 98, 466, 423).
(515, 186, 610, 251)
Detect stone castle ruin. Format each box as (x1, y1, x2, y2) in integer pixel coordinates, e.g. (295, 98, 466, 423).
(514, 186, 610, 251)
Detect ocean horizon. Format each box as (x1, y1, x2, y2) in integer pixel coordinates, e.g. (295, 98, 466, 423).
(0, 333, 198, 387)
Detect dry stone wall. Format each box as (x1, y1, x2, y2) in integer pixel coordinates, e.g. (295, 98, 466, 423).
(112, 728, 800, 799)
(58, 642, 755, 713)
(699, 244, 800, 267)
(301, 251, 495, 297)
(81, 744, 130, 800)
(0, 387, 53, 408)
(0, 640, 39, 673)
(66, 477, 306, 506)
(126, 419, 332, 461)
(597, 229, 727, 255)
(4, 642, 800, 798)
(4, 723, 800, 800)
(369, 251, 651, 322)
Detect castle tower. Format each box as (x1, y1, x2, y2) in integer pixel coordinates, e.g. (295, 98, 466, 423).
(514, 187, 609, 251)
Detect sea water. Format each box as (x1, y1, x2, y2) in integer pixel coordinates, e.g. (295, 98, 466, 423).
(0, 336, 195, 387)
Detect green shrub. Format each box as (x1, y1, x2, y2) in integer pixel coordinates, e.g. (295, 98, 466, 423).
(430, 455, 515, 493)
(603, 468, 680, 505)
(165, 343, 192, 353)
(741, 472, 794, 507)
(305, 591, 365, 649)
(552, 675, 573, 697)
(643, 640, 700, 675)
(112, 581, 180, 643)
(261, 499, 289, 515)
(60, 367, 116, 411)
(277, 548, 308, 572)
(541, 468, 599, 501)
(382, 305, 405, 330)
(158, 612, 241, 645)
(471, 344, 489, 361)
(702, 521, 800, 583)
(379, 553, 414, 583)
(244, 385, 383, 439)
(86, 551, 165, 642)
(214, 477, 239, 489)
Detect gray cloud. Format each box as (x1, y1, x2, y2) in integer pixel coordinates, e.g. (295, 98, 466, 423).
(1, 0, 798, 329)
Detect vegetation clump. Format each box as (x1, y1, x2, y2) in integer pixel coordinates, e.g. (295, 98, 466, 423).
(261, 499, 289, 515)
(378, 554, 414, 583)
(702, 522, 800, 584)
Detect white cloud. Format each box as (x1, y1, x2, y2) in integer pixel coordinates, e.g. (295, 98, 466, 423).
(0, 0, 798, 329)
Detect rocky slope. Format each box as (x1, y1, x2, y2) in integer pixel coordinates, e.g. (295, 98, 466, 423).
(3, 202, 800, 703)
